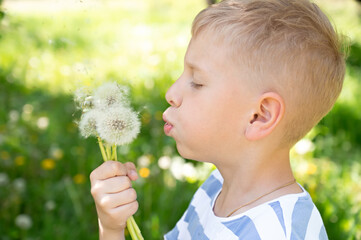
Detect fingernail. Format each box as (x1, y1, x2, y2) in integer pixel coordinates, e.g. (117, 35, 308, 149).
(130, 170, 138, 178)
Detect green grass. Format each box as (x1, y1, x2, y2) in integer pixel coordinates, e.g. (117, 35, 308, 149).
(0, 0, 361, 239)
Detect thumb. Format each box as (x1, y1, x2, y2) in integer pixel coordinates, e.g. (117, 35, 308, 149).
(124, 162, 138, 181)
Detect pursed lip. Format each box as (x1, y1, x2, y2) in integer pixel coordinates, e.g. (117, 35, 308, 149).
(162, 112, 174, 136)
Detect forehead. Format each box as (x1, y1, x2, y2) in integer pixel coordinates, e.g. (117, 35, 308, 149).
(185, 33, 230, 72)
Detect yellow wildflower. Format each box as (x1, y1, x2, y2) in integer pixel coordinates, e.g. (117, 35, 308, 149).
(0, 151, 10, 160)
(73, 174, 86, 184)
(15, 156, 25, 166)
(30, 134, 38, 144)
(0, 124, 6, 133)
(306, 163, 317, 175)
(139, 167, 150, 178)
(141, 112, 151, 125)
(155, 111, 163, 121)
(41, 158, 55, 170)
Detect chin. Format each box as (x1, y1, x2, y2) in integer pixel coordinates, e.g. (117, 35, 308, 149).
(175, 145, 208, 163)
(176, 144, 195, 160)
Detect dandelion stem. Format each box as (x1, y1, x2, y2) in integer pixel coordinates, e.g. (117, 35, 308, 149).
(126, 218, 138, 240)
(97, 137, 108, 161)
(106, 145, 112, 160)
(112, 145, 117, 161)
(130, 216, 143, 240)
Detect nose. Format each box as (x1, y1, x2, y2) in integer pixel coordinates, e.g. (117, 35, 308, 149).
(165, 78, 183, 107)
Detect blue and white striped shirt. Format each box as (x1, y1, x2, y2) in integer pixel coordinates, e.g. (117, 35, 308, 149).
(165, 170, 328, 240)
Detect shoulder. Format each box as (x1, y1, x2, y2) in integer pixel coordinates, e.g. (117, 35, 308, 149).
(234, 185, 328, 240)
(279, 186, 328, 240)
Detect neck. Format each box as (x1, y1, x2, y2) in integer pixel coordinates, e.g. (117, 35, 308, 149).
(213, 147, 300, 217)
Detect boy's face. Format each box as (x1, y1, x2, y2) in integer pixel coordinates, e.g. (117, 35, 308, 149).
(163, 33, 255, 162)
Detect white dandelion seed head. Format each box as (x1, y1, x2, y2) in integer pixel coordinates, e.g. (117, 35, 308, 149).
(82, 96, 94, 112)
(97, 106, 140, 146)
(74, 87, 92, 110)
(15, 214, 32, 230)
(78, 109, 101, 138)
(93, 82, 130, 109)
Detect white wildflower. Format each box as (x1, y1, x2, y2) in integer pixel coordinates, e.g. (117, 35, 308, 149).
(45, 200, 56, 211)
(15, 214, 32, 230)
(50, 146, 64, 160)
(170, 156, 186, 180)
(37, 116, 49, 130)
(97, 106, 140, 145)
(0, 173, 9, 186)
(138, 155, 151, 167)
(9, 110, 19, 122)
(294, 139, 315, 155)
(78, 109, 101, 138)
(195, 162, 214, 181)
(23, 104, 33, 115)
(13, 178, 26, 192)
(182, 162, 197, 179)
(93, 82, 130, 109)
(158, 156, 171, 170)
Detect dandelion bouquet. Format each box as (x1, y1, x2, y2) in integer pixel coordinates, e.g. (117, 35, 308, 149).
(74, 82, 143, 240)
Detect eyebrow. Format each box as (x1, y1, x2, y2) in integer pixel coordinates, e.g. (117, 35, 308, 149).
(186, 60, 204, 72)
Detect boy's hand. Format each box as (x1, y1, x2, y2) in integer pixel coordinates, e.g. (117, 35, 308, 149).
(90, 161, 139, 239)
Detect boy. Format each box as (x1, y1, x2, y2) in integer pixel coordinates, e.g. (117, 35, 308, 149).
(90, 0, 345, 239)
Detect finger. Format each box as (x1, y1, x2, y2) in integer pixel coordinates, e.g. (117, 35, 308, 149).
(92, 176, 132, 195)
(124, 162, 138, 181)
(99, 188, 138, 209)
(90, 161, 127, 182)
(110, 200, 139, 220)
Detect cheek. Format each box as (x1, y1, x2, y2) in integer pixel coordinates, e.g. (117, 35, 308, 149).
(181, 107, 226, 143)
(180, 89, 245, 138)
(204, 103, 246, 141)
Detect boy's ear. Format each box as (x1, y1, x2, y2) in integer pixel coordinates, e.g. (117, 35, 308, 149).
(245, 92, 285, 141)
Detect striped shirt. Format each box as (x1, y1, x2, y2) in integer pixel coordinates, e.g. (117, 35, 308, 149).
(164, 170, 328, 240)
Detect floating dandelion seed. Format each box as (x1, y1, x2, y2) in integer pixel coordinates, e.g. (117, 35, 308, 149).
(93, 82, 130, 109)
(79, 109, 101, 138)
(97, 106, 140, 146)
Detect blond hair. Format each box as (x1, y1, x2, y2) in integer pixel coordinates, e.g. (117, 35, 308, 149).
(192, 0, 346, 146)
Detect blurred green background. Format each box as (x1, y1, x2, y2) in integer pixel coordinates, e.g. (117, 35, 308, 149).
(0, 0, 360, 239)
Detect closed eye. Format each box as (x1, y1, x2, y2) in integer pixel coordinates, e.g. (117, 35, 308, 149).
(190, 82, 203, 89)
